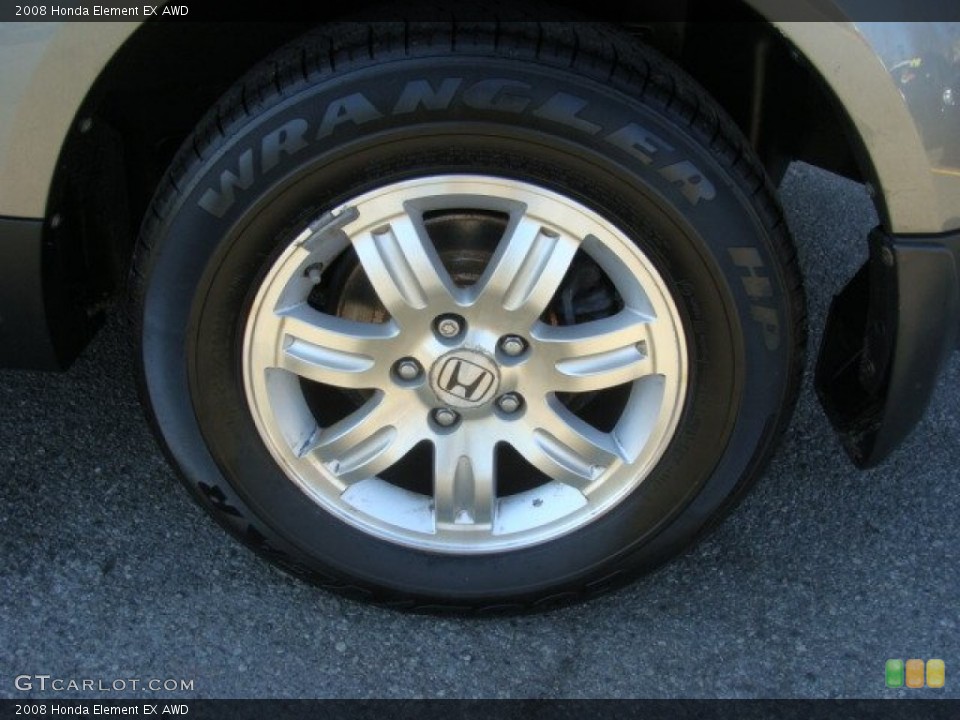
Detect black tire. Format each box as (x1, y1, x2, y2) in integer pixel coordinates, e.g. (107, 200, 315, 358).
(131, 21, 805, 611)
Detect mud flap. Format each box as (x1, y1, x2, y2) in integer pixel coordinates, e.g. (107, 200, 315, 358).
(815, 227, 960, 467)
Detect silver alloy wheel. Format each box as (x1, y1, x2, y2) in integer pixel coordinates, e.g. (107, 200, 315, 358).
(243, 176, 687, 553)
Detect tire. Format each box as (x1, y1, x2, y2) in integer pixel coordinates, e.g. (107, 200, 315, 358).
(131, 21, 805, 611)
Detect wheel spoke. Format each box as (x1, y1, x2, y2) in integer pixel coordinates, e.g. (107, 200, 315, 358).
(511, 397, 623, 491)
(534, 310, 658, 393)
(433, 434, 496, 529)
(306, 394, 421, 485)
(351, 214, 455, 323)
(275, 304, 397, 390)
(474, 216, 580, 324)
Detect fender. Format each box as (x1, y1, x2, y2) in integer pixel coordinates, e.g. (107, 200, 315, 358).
(0, 22, 139, 219)
(762, 16, 960, 233)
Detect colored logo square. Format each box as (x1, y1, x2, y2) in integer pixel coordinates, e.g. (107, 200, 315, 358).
(886, 659, 904, 688)
(906, 659, 925, 688)
(927, 659, 945, 689)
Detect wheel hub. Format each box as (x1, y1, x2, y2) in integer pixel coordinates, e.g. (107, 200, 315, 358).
(429, 349, 501, 409)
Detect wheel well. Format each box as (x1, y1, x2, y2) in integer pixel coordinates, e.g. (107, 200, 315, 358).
(49, 21, 309, 313)
(53, 7, 860, 316)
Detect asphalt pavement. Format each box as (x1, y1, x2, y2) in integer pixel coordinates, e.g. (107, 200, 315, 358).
(1, 163, 957, 699)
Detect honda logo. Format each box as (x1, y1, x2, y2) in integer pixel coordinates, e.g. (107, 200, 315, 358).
(436, 357, 496, 404)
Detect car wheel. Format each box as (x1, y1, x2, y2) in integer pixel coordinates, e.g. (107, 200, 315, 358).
(132, 21, 805, 610)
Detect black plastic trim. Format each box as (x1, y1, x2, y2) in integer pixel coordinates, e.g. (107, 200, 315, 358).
(815, 226, 960, 468)
(0, 216, 97, 370)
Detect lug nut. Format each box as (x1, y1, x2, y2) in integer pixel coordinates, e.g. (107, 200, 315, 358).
(304, 263, 324, 284)
(433, 408, 460, 427)
(395, 358, 421, 381)
(499, 335, 527, 357)
(436, 316, 463, 339)
(497, 393, 523, 414)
